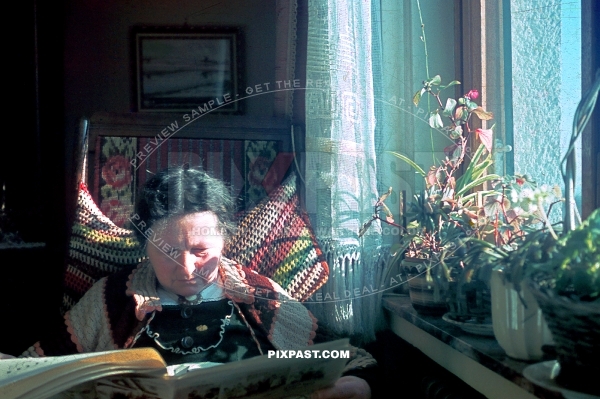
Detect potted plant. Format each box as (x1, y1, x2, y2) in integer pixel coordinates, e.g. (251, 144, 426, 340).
(442, 172, 563, 346)
(405, 75, 498, 318)
(525, 208, 599, 395)
(360, 73, 498, 316)
(357, 1, 506, 318)
(480, 177, 562, 360)
(360, 184, 467, 316)
(507, 72, 600, 394)
(520, 207, 599, 395)
(399, 194, 467, 316)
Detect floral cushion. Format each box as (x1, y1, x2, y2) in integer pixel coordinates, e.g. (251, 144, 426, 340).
(223, 173, 329, 302)
(93, 137, 293, 228)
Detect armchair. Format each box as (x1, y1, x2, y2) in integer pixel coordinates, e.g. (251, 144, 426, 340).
(62, 112, 328, 315)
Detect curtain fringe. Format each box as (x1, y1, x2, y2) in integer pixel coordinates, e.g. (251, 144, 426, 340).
(305, 240, 393, 343)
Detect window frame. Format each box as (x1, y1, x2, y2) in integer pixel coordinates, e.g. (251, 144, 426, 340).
(581, 0, 599, 217)
(458, 0, 598, 219)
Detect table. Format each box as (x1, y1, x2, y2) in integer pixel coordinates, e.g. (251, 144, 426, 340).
(383, 294, 565, 399)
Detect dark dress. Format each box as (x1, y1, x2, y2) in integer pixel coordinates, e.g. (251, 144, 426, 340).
(134, 298, 275, 365)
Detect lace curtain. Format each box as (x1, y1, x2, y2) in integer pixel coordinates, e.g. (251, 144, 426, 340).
(302, 0, 387, 342)
(301, 0, 459, 342)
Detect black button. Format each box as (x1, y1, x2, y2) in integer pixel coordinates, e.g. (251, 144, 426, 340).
(181, 336, 194, 348)
(181, 306, 193, 318)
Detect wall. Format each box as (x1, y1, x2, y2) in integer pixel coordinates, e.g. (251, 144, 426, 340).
(510, 0, 580, 222)
(63, 0, 278, 140)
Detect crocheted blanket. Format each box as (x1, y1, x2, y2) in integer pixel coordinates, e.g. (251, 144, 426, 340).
(62, 182, 146, 315)
(224, 173, 329, 302)
(63, 174, 329, 314)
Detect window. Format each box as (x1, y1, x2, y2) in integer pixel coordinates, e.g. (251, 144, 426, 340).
(378, 0, 587, 228)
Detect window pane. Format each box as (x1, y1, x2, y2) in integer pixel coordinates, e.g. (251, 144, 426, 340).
(378, 0, 456, 236)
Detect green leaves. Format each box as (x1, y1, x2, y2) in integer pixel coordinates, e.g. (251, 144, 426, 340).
(449, 125, 462, 139)
(428, 110, 444, 128)
(440, 80, 460, 90)
(455, 144, 495, 196)
(443, 98, 457, 117)
(413, 88, 426, 106)
(455, 174, 501, 199)
(413, 75, 454, 106)
(427, 75, 442, 86)
(472, 107, 494, 120)
(388, 151, 427, 176)
(376, 187, 395, 224)
(466, 100, 478, 111)
(553, 208, 600, 300)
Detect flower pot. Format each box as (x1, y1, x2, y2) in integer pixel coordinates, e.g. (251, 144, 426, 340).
(529, 278, 600, 396)
(404, 258, 449, 316)
(446, 270, 491, 322)
(490, 268, 553, 361)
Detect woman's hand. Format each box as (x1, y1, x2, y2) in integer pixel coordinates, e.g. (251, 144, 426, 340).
(0, 352, 16, 359)
(311, 376, 371, 399)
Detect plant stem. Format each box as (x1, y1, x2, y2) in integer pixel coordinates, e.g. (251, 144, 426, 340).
(416, 0, 430, 81)
(538, 197, 559, 240)
(416, 0, 436, 165)
(432, 92, 444, 110)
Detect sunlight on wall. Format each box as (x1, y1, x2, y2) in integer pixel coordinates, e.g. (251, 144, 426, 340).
(559, 0, 582, 209)
(510, 0, 582, 219)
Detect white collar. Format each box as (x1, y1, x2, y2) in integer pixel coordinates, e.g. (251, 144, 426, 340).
(126, 258, 252, 321)
(157, 279, 226, 305)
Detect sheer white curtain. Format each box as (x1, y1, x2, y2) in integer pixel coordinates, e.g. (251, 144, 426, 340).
(302, 0, 384, 341)
(302, 0, 457, 341)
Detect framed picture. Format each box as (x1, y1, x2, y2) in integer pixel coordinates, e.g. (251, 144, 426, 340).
(132, 26, 243, 114)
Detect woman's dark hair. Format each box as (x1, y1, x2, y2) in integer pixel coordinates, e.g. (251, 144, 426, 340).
(132, 167, 236, 243)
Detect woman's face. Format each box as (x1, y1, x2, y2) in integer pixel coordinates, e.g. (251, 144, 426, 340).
(146, 212, 224, 297)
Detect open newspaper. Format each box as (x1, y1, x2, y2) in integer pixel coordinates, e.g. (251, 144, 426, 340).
(0, 339, 350, 399)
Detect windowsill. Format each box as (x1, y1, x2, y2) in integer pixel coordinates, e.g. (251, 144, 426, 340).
(382, 294, 564, 399)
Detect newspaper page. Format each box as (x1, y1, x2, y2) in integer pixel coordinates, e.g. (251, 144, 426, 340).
(0, 348, 166, 399)
(93, 338, 351, 399)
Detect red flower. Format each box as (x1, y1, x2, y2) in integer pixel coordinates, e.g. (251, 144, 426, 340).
(516, 177, 526, 186)
(248, 157, 271, 187)
(100, 198, 128, 227)
(466, 89, 479, 100)
(101, 155, 132, 189)
(475, 128, 493, 153)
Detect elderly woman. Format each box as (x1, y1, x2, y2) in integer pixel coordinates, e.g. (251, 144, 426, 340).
(8, 166, 377, 399)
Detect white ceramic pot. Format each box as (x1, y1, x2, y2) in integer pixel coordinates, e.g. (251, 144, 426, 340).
(490, 268, 553, 361)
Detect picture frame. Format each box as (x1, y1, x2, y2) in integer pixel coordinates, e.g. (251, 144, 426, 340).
(132, 26, 243, 114)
